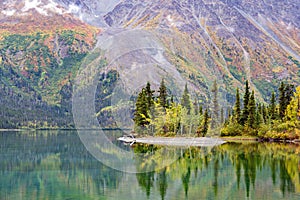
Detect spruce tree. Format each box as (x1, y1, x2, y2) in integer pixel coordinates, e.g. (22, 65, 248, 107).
(285, 84, 294, 105)
(241, 80, 250, 125)
(202, 109, 209, 137)
(234, 88, 241, 124)
(181, 83, 191, 113)
(134, 89, 149, 127)
(246, 91, 256, 128)
(262, 104, 268, 124)
(255, 108, 262, 128)
(158, 79, 168, 108)
(145, 82, 154, 110)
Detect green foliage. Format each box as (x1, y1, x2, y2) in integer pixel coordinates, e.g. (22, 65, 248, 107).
(220, 123, 243, 136)
(279, 82, 294, 119)
(133, 81, 208, 136)
(246, 91, 256, 128)
(223, 81, 300, 140)
(0, 31, 94, 128)
(198, 109, 209, 137)
(229, 65, 245, 82)
(158, 79, 167, 108)
(181, 83, 191, 113)
(234, 88, 241, 124)
(241, 80, 250, 125)
(134, 88, 150, 128)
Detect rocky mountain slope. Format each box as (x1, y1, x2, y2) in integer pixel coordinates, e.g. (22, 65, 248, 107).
(56, 0, 300, 102)
(0, 0, 99, 128)
(0, 0, 299, 128)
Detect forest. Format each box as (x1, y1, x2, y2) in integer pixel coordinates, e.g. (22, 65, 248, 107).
(133, 79, 300, 140)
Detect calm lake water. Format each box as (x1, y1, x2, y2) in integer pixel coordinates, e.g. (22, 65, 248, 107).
(0, 130, 300, 200)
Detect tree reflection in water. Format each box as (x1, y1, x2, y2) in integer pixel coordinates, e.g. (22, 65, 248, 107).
(134, 142, 300, 199)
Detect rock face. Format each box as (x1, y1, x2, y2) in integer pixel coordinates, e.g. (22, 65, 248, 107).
(55, 0, 300, 99)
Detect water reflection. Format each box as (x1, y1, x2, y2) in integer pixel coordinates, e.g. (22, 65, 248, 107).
(133, 142, 300, 199)
(0, 131, 299, 199)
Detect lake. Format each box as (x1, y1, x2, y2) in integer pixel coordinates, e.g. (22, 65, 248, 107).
(0, 130, 299, 199)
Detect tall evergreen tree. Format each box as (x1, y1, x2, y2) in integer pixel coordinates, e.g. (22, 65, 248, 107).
(211, 80, 219, 129)
(202, 109, 209, 137)
(181, 83, 191, 113)
(246, 91, 256, 128)
(279, 82, 294, 119)
(285, 84, 295, 106)
(262, 104, 268, 124)
(145, 82, 154, 110)
(158, 79, 168, 108)
(134, 88, 149, 128)
(234, 88, 241, 124)
(241, 80, 250, 125)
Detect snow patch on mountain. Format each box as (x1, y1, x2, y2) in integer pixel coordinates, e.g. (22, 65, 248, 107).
(1, 9, 16, 16)
(13, 0, 66, 16)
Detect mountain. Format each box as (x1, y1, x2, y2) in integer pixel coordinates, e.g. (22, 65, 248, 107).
(61, 0, 300, 100)
(0, 0, 99, 128)
(0, 0, 299, 128)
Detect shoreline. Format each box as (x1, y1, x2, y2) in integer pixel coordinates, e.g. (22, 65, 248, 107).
(1, 129, 299, 144)
(119, 136, 227, 147)
(0, 128, 130, 131)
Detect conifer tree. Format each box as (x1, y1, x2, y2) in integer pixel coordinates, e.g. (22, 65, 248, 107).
(145, 82, 154, 111)
(246, 91, 256, 128)
(202, 109, 209, 137)
(262, 104, 268, 124)
(181, 83, 191, 113)
(279, 82, 295, 119)
(241, 80, 250, 125)
(234, 88, 241, 124)
(158, 79, 168, 108)
(134, 88, 149, 127)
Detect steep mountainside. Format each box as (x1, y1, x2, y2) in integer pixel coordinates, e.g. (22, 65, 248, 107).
(56, 0, 300, 102)
(0, 0, 299, 128)
(0, 0, 99, 128)
(101, 0, 300, 98)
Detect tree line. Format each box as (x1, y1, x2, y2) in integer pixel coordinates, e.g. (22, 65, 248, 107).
(133, 79, 209, 137)
(222, 81, 300, 139)
(134, 79, 300, 139)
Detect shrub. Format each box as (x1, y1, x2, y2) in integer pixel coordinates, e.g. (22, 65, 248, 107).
(221, 123, 243, 136)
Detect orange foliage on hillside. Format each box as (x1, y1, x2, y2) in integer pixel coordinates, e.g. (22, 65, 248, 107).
(0, 11, 100, 46)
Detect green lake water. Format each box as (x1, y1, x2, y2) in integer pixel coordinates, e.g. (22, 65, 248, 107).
(0, 130, 300, 199)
